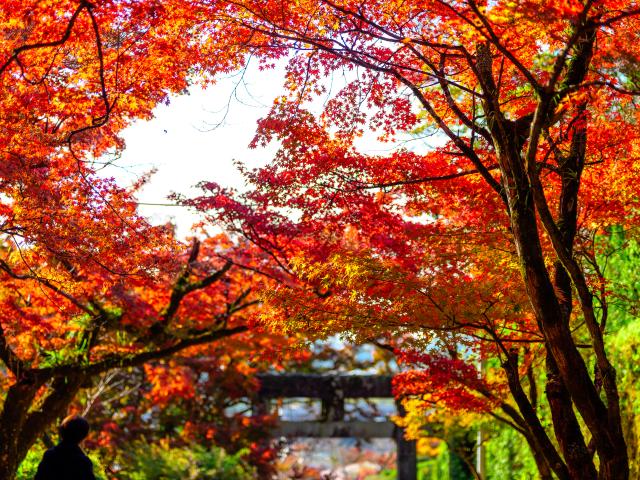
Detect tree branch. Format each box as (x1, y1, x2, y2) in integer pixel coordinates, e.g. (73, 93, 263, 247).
(0, 1, 90, 77)
(39, 325, 249, 379)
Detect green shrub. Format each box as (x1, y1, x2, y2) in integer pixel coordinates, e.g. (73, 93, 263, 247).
(115, 441, 255, 480)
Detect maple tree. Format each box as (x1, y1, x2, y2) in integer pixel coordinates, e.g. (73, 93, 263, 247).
(0, 2, 293, 479)
(183, 1, 640, 479)
(0, 223, 275, 480)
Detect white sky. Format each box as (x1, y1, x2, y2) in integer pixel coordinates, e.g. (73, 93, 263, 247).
(110, 63, 285, 237)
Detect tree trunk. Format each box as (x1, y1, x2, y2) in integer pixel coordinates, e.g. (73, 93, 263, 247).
(0, 373, 85, 480)
(545, 352, 596, 479)
(0, 379, 42, 480)
(502, 351, 570, 479)
(506, 168, 627, 479)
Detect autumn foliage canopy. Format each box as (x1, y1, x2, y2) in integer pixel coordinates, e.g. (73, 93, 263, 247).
(1, 1, 640, 479)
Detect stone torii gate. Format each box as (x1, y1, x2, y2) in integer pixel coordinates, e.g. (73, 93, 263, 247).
(254, 374, 417, 480)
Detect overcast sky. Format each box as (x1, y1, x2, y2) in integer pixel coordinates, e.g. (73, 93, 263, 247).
(107, 62, 285, 237)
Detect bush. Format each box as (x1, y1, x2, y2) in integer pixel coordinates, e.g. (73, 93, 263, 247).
(115, 441, 256, 480)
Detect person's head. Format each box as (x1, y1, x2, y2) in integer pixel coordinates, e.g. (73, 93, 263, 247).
(58, 415, 90, 444)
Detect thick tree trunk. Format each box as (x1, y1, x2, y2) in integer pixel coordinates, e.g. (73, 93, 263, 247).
(0, 373, 85, 480)
(542, 124, 597, 479)
(502, 351, 570, 479)
(0, 379, 42, 480)
(545, 352, 596, 479)
(506, 170, 628, 479)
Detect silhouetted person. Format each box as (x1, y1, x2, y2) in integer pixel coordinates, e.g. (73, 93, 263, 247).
(34, 415, 96, 480)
